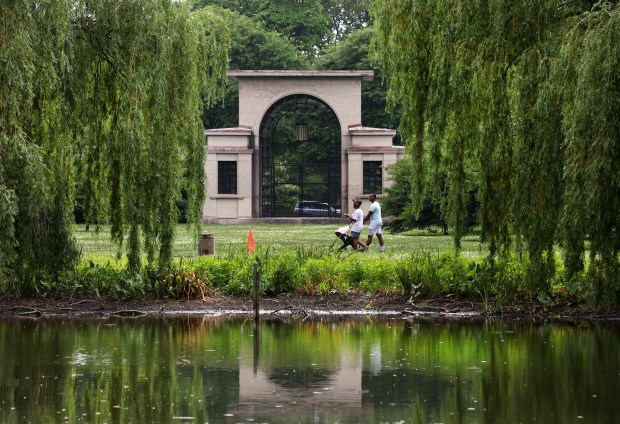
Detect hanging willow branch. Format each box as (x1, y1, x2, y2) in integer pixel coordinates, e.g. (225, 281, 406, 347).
(371, 0, 620, 306)
(70, 0, 229, 271)
(1, 0, 228, 289)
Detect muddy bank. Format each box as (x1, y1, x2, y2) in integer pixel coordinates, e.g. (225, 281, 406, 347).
(1, 293, 618, 321)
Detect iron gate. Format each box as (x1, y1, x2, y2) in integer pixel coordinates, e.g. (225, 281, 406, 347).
(260, 95, 341, 217)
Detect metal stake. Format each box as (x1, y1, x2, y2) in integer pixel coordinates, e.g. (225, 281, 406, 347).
(253, 263, 259, 320)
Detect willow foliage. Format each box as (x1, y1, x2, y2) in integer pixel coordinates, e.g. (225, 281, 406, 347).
(71, 1, 228, 271)
(557, 2, 620, 306)
(372, 0, 620, 306)
(1, 0, 77, 291)
(1, 0, 228, 288)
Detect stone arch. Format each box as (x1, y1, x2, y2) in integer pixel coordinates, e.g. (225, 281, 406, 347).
(203, 70, 403, 224)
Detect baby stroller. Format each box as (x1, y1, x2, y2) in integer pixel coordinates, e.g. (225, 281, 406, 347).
(334, 225, 355, 251)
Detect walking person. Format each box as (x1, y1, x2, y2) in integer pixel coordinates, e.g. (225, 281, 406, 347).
(364, 193, 385, 252)
(344, 198, 368, 252)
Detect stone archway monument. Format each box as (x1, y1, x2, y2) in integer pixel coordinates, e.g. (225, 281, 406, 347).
(203, 70, 404, 223)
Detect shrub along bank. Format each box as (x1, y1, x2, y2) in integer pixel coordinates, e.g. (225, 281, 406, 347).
(9, 246, 600, 314)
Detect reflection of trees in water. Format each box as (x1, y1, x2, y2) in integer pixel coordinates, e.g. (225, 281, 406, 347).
(268, 367, 333, 389)
(1, 317, 244, 423)
(4, 318, 620, 423)
(362, 369, 453, 421)
(256, 320, 343, 385)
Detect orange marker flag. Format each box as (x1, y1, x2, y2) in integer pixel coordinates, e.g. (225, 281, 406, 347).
(247, 230, 255, 254)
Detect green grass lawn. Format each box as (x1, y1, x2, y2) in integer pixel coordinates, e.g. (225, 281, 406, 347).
(74, 223, 486, 263)
(66, 225, 600, 308)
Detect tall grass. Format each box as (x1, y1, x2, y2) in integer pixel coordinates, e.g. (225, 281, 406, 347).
(2, 224, 597, 311)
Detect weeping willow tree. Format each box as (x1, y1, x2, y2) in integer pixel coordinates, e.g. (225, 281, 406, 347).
(1, 0, 228, 290)
(557, 2, 620, 307)
(372, 0, 620, 307)
(70, 0, 228, 271)
(1, 0, 78, 291)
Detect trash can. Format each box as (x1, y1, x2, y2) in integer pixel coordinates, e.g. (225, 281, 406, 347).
(198, 233, 215, 255)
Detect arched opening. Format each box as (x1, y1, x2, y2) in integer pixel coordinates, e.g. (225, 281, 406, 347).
(259, 95, 341, 217)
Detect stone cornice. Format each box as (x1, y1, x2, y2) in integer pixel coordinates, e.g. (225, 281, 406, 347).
(204, 125, 253, 136)
(348, 124, 397, 136)
(228, 70, 374, 81)
(347, 146, 405, 153)
(207, 147, 253, 154)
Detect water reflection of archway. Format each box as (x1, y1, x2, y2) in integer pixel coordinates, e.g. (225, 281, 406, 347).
(259, 95, 341, 217)
(268, 367, 333, 388)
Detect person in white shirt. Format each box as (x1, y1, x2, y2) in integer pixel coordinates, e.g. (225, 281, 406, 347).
(364, 193, 385, 252)
(344, 198, 368, 252)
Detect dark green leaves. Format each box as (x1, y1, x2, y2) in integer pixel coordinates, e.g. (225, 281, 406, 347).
(372, 0, 620, 306)
(1, 0, 229, 284)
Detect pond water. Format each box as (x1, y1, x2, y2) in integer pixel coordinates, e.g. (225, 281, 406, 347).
(0, 315, 618, 423)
